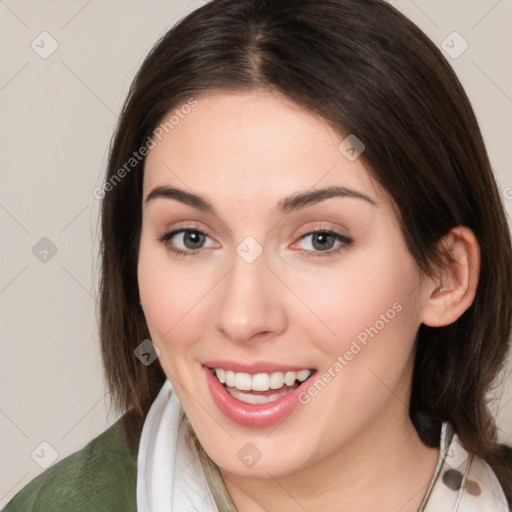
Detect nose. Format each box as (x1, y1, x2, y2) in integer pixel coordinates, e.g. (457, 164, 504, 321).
(213, 248, 287, 344)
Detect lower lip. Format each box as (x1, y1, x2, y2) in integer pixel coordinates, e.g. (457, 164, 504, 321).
(203, 366, 314, 428)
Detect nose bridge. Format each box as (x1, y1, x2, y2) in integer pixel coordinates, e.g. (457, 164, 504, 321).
(214, 244, 286, 343)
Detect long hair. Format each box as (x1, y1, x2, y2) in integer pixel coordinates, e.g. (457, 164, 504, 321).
(98, 0, 512, 502)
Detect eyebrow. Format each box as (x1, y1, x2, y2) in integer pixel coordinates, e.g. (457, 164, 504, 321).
(144, 185, 378, 215)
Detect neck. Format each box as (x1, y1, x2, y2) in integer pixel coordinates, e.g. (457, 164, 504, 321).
(221, 401, 440, 512)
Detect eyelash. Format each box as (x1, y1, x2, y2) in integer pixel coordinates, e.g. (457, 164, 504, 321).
(293, 228, 353, 258)
(157, 227, 353, 259)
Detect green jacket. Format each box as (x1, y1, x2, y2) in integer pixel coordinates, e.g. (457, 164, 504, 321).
(2, 417, 137, 512)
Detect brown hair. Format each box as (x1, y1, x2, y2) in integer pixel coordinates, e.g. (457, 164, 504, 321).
(98, 0, 512, 502)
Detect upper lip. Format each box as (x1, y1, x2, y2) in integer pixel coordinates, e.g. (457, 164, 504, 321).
(203, 360, 315, 374)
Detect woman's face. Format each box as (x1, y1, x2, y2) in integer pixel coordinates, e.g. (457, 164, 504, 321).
(138, 90, 432, 477)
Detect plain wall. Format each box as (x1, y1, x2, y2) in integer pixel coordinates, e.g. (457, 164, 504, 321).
(1, 0, 511, 506)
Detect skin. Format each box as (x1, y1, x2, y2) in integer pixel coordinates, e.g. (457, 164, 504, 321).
(137, 90, 480, 512)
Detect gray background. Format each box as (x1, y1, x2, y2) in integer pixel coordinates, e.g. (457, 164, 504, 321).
(1, 0, 511, 506)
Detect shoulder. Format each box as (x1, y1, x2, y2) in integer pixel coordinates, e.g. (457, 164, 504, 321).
(2, 415, 138, 512)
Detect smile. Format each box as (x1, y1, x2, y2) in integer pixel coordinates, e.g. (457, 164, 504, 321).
(202, 363, 317, 427)
(215, 367, 313, 390)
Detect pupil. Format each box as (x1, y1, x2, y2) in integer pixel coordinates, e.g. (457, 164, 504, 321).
(312, 233, 334, 251)
(184, 231, 204, 249)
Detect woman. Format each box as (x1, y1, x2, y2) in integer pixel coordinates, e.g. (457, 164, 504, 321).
(4, 0, 511, 510)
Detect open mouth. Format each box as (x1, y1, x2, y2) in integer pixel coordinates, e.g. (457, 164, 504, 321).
(208, 367, 316, 405)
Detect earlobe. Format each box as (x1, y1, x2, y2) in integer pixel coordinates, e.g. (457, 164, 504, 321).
(421, 226, 480, 328)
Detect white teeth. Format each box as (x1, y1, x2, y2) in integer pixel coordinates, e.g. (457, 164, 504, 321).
(252, 373, 270, 391)
(225, 370, 236, 387)
(269, 372, 285, 389)
(214, 368, 312, 391)
(216, 368, 226, 384)
(297, 369, 311, 382)
(235, 372, 252, 391)
(284, 371, 296, 386)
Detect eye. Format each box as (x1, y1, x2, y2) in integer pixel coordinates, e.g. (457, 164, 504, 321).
(158, 227, 352, 259)
(158, 228, 217, 257)
(292, 229, 353, 258)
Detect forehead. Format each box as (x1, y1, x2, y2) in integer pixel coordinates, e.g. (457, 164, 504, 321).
(143, 90, 386, 207)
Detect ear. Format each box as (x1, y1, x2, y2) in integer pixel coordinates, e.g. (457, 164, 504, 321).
(420, 226, 480, 327)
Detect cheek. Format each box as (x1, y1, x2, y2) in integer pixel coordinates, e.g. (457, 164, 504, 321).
(287, 244, 421, 360)
(137, 235, 213, 351)
(315, 257, 422, 409)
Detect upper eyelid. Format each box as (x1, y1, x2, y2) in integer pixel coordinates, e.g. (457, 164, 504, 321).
(161, 227, 213, 242)
(159, 222, 212, 238)
(162, 224, 347, 237)
(298, 226, 346, 236)
(292, 229, 351, 248)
